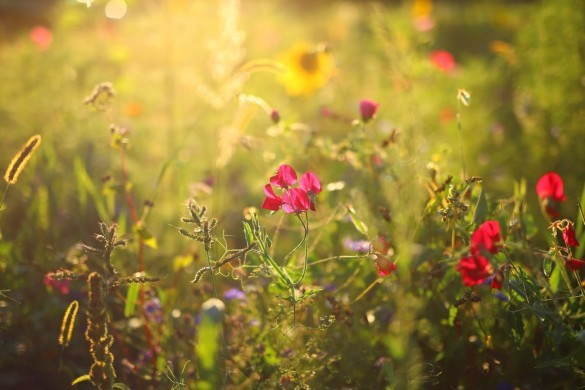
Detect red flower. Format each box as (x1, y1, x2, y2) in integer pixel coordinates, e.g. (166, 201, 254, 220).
(270, 164, 297, 189)
(429, 50, 456, 72)
(536, 172, 566, 218)
(359, 99, 379, 123)
(456, 255, 493, 286)
(562, 222, 580, 247)
(566, 258, 585, 271)
(376, 256, 396, 277)
(282, 188, 311, 214)
(261, 184, 283, 211)
(470, 220, 502, 256)
(536, 172, 566, 201)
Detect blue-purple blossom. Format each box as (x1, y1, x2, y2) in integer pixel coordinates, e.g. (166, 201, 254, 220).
(343, 237, 370, 253)
(224, 288, 246, 301)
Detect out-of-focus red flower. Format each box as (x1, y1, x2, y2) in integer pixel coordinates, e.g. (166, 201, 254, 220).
(376, 256, 396, 277)
(536, 172, 566, 218)
(43, 274, 70, 295)
(359, 99, 379, 123)
(429, 50, 456, 72)
(282, 187, 310, 214)
(30, 25, 53, 51)
(261, 184, 283, 211)
(470, 220, 502, 256)
(270, 164, 297, 189)
(566, 258, 585, 271)
(456, 255, 493, 286)
(562, 222, 580, 247)
(536, 172, 566, 202)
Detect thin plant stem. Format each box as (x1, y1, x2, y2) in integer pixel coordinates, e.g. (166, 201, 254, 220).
(456, 99, 467, 180)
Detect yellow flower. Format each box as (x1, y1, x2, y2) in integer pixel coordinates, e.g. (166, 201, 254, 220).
(278, 42, 336, 96)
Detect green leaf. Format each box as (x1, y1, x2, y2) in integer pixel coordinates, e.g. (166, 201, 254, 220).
(71, 374, 91, 385)
(124, 283, 140, 317)
(448, 306, 458, 327)
(346, 205, 368, 236)
(470, 189, 487, 226)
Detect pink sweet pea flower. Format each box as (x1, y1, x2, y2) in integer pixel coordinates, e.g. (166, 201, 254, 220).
(261, 184, 283, 211)
(429, 50, 456, 72)
(359, 99, 379, 123)
(300, 172, 322, 211)
(270, 164, 297, 189)
(282, 188, 310, 214)
(470, 220, 502, 256)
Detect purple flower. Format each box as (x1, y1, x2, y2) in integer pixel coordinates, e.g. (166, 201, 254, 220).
(343, 237, 370, 253)
(224, 288, 246, 301)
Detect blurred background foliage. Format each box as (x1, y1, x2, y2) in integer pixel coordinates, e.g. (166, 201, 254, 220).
(0, 0, 584, 388)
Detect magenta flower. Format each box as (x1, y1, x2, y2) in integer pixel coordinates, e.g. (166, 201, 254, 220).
(359, 99, 379, 123)
(261, 184, 283, 211)
(300, 172, 322, 211)
(261, 164, 322, 213)
(282, 188, 311, 214)
(270, 164, 297, 189)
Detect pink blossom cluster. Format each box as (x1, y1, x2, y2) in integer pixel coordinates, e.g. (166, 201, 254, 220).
(262, 164, 322, 214)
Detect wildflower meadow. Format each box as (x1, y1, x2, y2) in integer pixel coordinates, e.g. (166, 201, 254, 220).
(1, 0, 584, 388)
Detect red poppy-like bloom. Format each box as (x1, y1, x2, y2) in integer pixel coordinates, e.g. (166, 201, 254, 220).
(359, 99, 379, 123)
(566, 258, 585, 271)
(456, 255, 493, 286)
(262, 164, 322, 214)
(562, 222, 580, 247)
(376, 256, 397, 277)
(536, 172, 566, 201)
(270, 164, 297, 189)
(261, 184, 283, 211)
(429, 50, 456, 72)
(470, 220, 502, 256)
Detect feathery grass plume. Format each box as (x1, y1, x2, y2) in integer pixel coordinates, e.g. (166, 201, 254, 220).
(59, 300, 79, 348)
(110, 275, 160, 288)
(85, 272, 116, 389)
(80, 222, 126, 276)
(4, 135, 42, 185)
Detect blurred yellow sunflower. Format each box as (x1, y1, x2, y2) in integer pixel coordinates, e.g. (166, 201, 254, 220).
(278, 42, 337, 96)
